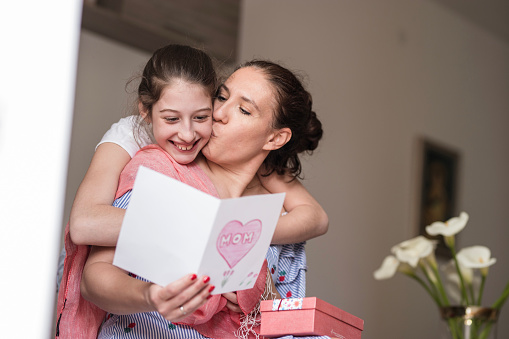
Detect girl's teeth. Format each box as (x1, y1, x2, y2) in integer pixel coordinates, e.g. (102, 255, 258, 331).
(176, 144, 192, 151)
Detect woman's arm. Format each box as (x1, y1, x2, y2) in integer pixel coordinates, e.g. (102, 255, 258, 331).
(259, 171, 329, 244)
(81, 246, 212, 320)
(69, 143, 131, 246)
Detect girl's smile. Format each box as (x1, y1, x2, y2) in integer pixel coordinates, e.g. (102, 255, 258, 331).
(143, 80, 213, 165)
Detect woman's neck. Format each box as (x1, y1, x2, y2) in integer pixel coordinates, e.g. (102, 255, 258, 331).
(195, 154, 264, 199)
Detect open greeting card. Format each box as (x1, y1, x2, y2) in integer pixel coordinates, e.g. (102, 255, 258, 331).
(113, 166, 285, 294)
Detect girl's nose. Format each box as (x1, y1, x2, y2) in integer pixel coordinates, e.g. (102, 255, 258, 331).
(178, 125, 196, 143)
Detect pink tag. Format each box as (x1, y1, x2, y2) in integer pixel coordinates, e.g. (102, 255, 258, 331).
(216, 220, 262, 268)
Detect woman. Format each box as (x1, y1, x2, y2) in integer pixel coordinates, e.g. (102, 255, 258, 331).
(68, 60, 326, 338)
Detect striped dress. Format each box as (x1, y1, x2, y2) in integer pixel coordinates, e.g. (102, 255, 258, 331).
(97, 191, 313, 338)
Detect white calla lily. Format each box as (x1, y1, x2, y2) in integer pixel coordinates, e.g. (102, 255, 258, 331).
(374, 255, 414, 280)
(441, 260, 477, 304)
(391, 236, 437, 268)
(457, 246, 497, 270)
(425, 211, 469, 237)
(373, 210, 509, 335)
(374, 255, 400, 280)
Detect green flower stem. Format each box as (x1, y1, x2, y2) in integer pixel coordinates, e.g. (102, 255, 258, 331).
(479, 322, 494, 339)
(445, 317, 465, 339)
(405, 272, 442, 306)
(476, 275, 486, 306)
(428, 263, 451, 306)
(469, 283, 476, 306)
(449, 244, 471, 305)
(418, 264, 443, 305)
(492, 280, 509, 310)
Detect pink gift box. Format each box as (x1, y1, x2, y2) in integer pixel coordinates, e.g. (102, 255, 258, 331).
(260, 297, 364, 338)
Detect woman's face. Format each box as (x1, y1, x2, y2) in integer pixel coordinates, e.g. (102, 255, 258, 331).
(202, 67, 278, 167)
(144, 80, 213, 164)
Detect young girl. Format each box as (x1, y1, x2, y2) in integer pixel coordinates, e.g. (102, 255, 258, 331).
(57, 45, 328, 338)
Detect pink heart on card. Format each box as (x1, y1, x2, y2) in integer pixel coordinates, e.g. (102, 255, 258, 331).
(216, 219, 262, 269)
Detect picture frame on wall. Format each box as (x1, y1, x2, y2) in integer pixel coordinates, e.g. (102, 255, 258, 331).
(418, 139, 460, 257)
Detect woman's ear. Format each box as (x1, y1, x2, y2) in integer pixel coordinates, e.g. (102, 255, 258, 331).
(138, 101, 151, 122)
(263, 128, 292, 151)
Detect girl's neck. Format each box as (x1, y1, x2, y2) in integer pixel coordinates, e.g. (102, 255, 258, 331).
(196, 154, 264, 199)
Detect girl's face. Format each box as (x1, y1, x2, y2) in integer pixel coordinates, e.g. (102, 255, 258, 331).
(143, 80, 213, 164)
(202, 67, 280, 167)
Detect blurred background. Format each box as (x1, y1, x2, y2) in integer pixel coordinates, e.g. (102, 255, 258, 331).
(62, 0, 509, 338)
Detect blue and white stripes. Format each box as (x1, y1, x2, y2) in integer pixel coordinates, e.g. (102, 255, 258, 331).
(98, 190, 325, 339)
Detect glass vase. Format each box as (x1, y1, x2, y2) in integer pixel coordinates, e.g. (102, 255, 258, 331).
(439, 306, 499, 339)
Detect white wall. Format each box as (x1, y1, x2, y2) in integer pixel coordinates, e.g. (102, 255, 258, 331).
(65, 1, 509, 338)
(238, 0, 509, 338)
(63, 31, 150, 227)
(0, 1, 82, 338)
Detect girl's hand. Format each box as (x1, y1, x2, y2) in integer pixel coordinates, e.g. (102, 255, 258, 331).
(147, 274, 215, 321)
(222, 292, 241, 313)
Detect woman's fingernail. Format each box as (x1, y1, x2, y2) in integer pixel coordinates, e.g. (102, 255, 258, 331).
(207, 295, 213, 299)
(208, 285, 215, 293)
(190, 274, 197, 281)
(203, 276, 210, 283)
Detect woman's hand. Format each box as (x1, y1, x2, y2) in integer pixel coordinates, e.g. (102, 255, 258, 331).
(222, 292, 242, 313)
(82, 246, 216, 318)
(147, 274, 215, 321)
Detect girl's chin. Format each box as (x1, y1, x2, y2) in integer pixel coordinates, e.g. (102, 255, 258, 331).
(171, 153, 197, 165)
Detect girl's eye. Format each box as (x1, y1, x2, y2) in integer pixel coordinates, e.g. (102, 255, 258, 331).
(215, 95, 226, 102)
(195, 115, 211, 122)
(164, 117, 179, 123)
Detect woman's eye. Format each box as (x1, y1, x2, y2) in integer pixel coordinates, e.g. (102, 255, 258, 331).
(239, 107, 251, 116)
(164, 117, 179, 123)
(215, 95, 226, 102)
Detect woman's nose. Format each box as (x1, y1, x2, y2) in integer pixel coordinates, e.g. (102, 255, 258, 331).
(212, 102, 228, 123)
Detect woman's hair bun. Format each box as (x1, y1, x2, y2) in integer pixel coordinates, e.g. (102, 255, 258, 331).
(300, 110, 323, 153)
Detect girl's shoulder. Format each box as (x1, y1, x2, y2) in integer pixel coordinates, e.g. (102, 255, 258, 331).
(127, 145, 179, 174)
(115, 145, 179, 198)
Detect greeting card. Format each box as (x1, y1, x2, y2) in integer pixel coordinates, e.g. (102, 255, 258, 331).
(113, 166, 285, 294)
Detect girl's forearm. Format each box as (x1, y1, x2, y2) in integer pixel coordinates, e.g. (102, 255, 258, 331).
(258, 170, 328, 244)
(271, 204, 328, 244)
(69, 142, 131, 246)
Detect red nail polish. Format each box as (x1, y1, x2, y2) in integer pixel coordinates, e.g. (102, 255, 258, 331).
(207, 295, 213, 299)
(203, 276, 210, 283)
(208, 285, 215, 293)
(190, 274, 197, 281)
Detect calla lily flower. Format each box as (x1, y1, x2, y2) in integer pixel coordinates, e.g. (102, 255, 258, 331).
(457, 246, 497, 271)
(391, 236, 437, 268)
(441, 259, 477, 304)
(373, 211, 509, 335)
(425, 212, 469, 237)
(374, 255, 400, 280)
(373, 255, 414, 280)
(444, 259, 474, 285)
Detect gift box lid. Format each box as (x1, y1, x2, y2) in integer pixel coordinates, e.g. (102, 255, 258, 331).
(260, 297, 364, 331)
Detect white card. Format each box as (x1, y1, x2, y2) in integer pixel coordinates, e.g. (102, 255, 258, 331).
(113, 166, 285, 294)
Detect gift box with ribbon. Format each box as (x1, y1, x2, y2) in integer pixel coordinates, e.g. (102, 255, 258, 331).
(260, 297, 364, 338)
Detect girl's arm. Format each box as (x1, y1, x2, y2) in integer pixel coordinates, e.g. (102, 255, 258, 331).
(69, 142, 131, 246)
(81, 245, 212, 319)
(259, 171, 329, 244)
